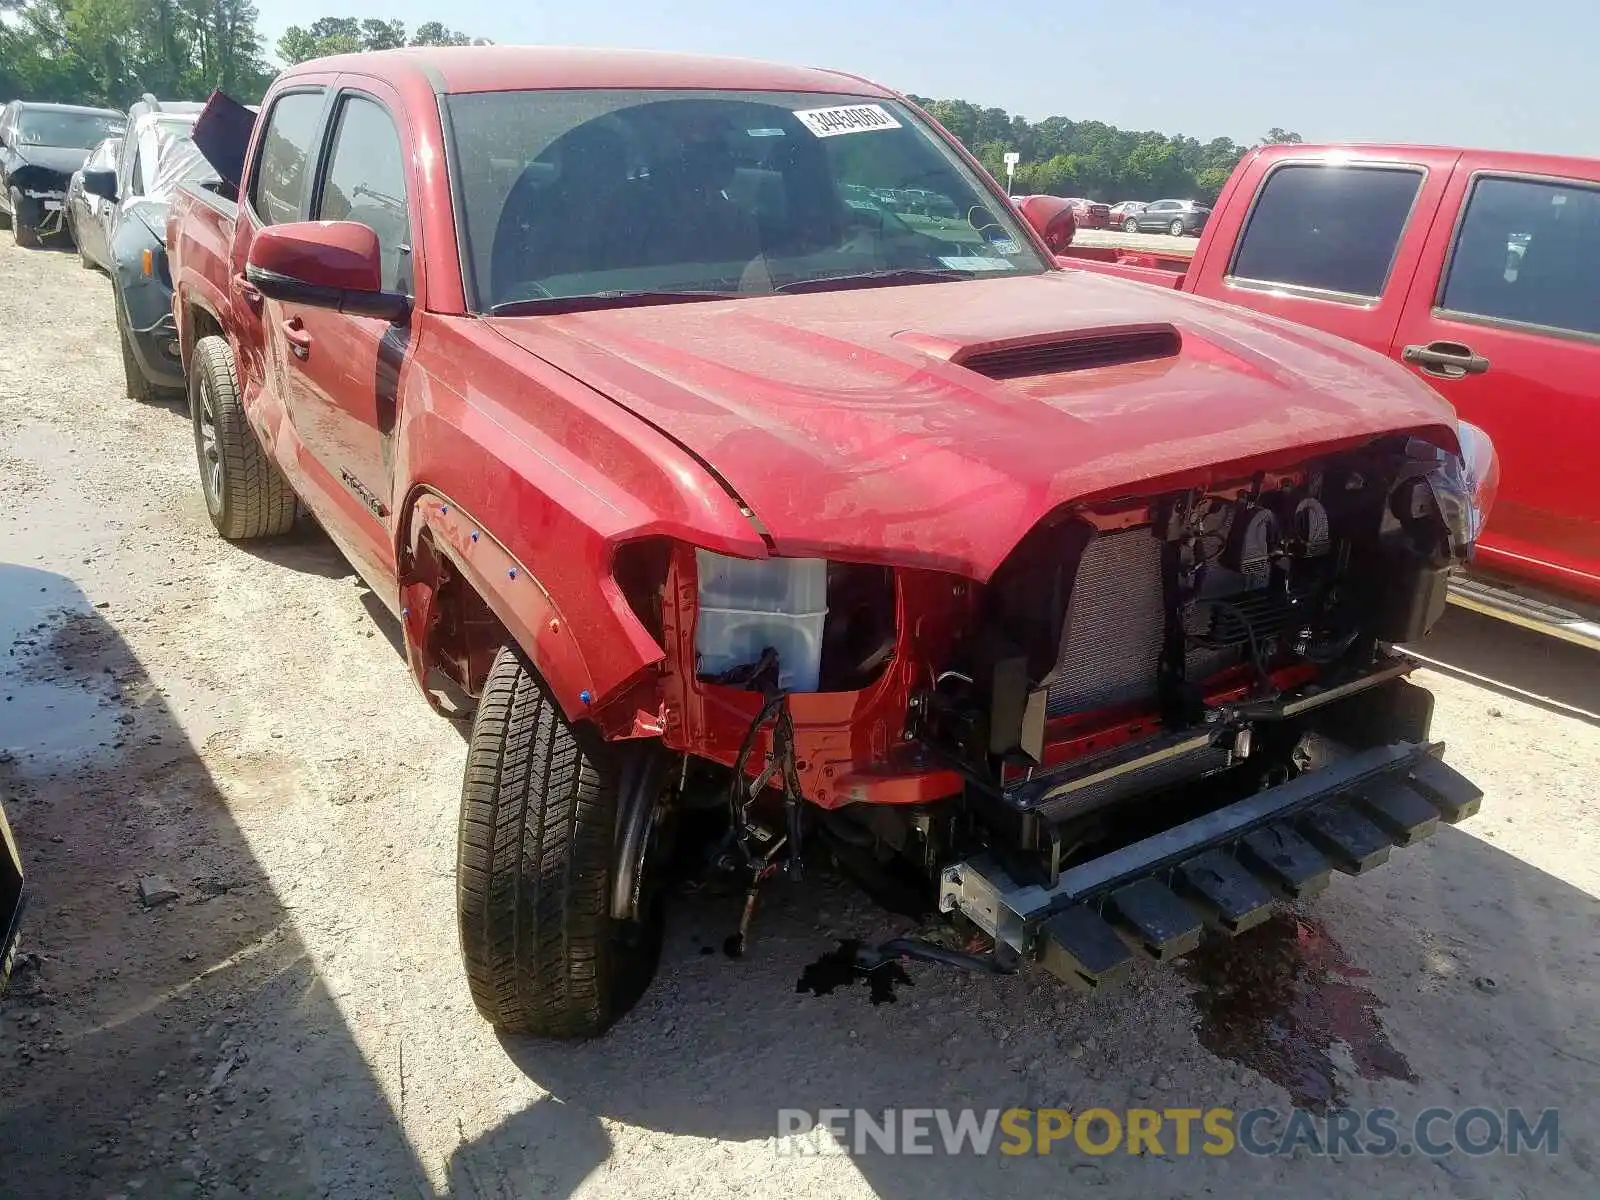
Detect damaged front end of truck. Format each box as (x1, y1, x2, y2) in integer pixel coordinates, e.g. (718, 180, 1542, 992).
(643, 423, 1496, 985)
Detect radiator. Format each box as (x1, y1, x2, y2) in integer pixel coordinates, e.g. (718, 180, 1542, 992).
(1043, 527, 1241, 718)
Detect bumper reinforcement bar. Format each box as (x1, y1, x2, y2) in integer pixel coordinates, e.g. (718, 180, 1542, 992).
(938, 741, 1481, 989)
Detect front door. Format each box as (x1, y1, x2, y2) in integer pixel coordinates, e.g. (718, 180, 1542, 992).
(279, 84, 417, 595)
(1392, 165, 1600, 599)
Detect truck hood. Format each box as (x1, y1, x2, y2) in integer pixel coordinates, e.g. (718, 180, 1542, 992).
(487, 270, 1458, 579)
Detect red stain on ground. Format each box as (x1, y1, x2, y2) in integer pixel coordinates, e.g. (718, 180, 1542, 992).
(1179, 912, 1416, 1112)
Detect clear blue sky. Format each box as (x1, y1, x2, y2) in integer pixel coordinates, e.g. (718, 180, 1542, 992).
(257, 0, 1600, 157)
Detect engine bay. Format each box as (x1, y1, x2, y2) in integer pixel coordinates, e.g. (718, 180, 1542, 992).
(653, 431, 1483, 966)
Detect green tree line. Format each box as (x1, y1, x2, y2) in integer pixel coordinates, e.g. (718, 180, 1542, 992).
(0, 2, 474, 109)
(913, 96, 1302, 203)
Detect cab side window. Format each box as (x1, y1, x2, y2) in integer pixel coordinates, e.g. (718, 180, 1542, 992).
(314, 95, 411, 294)
(250, 90, 326, 226)
(1440, 175, 1600, 338)
(1230, 164, 1423, 300)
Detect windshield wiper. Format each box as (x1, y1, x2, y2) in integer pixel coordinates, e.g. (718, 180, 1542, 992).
(490, 289, 741, 317)
(773, 268, 975, 295)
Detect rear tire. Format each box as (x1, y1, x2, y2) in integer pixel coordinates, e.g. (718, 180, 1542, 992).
(1170, 219, 1186, 237)
(457, 647, 665, 1038)
(1123, 217, 1139, 233)
(188, 334, 298, 539)
(115, 289, 154, 402)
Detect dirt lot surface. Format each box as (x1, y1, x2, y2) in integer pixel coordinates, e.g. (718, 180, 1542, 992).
(1, 237, 1597, 1199)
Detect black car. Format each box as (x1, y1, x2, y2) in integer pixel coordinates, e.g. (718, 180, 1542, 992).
(1123, 198, 1211, 237)
(0, 101, 125, 246)
(1, 798, 21, 993)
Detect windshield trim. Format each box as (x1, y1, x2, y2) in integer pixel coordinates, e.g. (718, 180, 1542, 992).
(442, 87, 1052, 316)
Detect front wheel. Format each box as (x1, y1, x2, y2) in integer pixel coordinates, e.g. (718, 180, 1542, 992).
(10, 191, 38, 248)
(114, 288, 154, 402)
(188, 334, 298, 539)
(457, 648, 667, 1038)
(1169, 219, 1186, 237)
(75, 216, 95, 269)
(1123, 218, 1140, 233)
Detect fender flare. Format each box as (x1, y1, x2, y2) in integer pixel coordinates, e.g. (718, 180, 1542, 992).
(399, 489, 600, 720)
(175, 285, 229, 373)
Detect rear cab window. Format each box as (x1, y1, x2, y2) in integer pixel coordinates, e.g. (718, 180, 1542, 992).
(249, 90, 327, 225)
(1228, 164, 1424, 301)
(1439, 175, 1600, 338)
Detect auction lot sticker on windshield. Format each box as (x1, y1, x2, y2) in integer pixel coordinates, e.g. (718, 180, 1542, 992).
(794, 104, 901, 138)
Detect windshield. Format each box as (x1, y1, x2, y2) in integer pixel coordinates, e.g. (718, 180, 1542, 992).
(444, 89, 1047, 312)
(17, 110, 124, 149)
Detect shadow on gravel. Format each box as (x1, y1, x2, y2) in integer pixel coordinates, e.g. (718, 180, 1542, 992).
(231, 519, 358, 582)
(0, 562, 424, 1197)
(1414, 606, 1600, 723)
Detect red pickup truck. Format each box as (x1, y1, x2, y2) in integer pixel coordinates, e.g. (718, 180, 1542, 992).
(168, 49, 1486, 1038)
(1061, 143, 1600, 648)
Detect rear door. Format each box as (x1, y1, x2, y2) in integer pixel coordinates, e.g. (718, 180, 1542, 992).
(237, 85, 331, 464)
(1392, 161, 1600, 597)
(1185, 148, 1458, 354)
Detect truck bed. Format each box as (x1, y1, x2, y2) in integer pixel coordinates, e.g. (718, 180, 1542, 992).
(1057, 237, 1191, 288)
(166, 181, 239, 364)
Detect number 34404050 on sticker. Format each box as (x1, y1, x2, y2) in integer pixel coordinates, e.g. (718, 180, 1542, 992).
(793, 104, 901, 138)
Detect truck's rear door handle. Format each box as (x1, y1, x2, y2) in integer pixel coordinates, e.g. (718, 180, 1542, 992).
(1402, 341, 1490, 379)
(282, 316, 312, 360)
(232, 272, 261, 311)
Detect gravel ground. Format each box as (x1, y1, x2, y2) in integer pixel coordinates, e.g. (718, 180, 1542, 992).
(1, 235, 1597, 1199)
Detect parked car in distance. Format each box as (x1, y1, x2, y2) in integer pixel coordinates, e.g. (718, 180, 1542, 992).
(1060, 197, 1110, 228)
(169, 50, 1486, 1038)
(81, 96, 209, 399)
(1107, 200, 1146, 227)
(1060, 141, 1600, 649)
(0, 101, 125, 246)
(1123, 198, 1210, 236)
(66, 135, 120, 269)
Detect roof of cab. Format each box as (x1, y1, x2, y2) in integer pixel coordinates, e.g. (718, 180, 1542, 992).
(282, 44, 895, 98)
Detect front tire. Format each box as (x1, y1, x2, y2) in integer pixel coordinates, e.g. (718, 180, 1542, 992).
(188, 334, 298, 539)
(115, 289, 154, 402)
(457, 648, 665, 1038)
(76, 218, 95, 269)
(1170, 219, 1186, 237)
(1123, 217, 1139, 233)
(10, 191, 38, 248)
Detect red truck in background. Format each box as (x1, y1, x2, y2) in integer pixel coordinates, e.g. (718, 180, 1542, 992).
(166, 50, 1488, 1039)
(1059, 143, 1600, 649)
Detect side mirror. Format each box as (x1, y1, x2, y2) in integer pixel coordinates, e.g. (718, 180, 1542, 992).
(83, 168, 117, 202)
(245, 220, 410, 322)
(1015, 194, 1077, 254)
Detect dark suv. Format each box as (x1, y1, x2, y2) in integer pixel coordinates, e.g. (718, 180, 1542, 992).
(1123, 197, 1211, 236)
(0, 101, 125, 245)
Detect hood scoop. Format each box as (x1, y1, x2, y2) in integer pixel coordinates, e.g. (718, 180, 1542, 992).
(951, 323, 1182, 381)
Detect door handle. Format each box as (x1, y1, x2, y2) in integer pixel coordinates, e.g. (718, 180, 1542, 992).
(1402, 341, 1490, 379)
(232, 272, 262, 311)
(282, 316, 312, 360)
